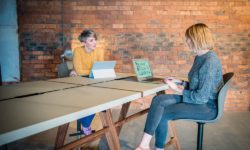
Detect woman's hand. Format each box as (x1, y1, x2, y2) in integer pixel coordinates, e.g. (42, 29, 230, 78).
(164, 76, 174, 83)
(164, 76, 182, 84)
(69, 70, 78, 77)
(166, 79, 184, 94)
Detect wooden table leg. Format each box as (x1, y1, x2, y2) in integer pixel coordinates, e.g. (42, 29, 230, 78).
(116, 102, 131, 135)
(170, 121, 181, 150)
(165, 121, 181, 150)
(99, 109, 121, 150)
(54, 123, 69, 150)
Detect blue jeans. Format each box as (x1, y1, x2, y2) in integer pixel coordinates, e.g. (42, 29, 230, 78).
(144, 94, 217, 148)
(79, 114, 95, 128)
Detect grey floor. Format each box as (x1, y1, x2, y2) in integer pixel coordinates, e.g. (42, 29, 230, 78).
(4, 110, 250, 150)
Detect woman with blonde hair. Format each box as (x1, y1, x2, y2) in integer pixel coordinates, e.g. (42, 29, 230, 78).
(136, 23, 223, 150)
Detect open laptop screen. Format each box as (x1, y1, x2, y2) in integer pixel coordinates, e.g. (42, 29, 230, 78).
(132, 59, 153, 81)
(89, 61, 116, 78)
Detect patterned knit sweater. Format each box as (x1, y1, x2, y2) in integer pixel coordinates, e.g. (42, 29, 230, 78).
(182, 51, 223, 105)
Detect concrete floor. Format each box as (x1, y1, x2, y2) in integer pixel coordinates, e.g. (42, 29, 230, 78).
(4, 110, 250, 150)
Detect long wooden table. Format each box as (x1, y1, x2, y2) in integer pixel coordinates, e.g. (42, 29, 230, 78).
(0, 75, 171, 150)
(52, 77, 169, 150)
(0, 86, 140, 146)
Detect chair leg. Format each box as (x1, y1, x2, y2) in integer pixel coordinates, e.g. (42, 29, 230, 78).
(0, 144, 7, 150)
(197, 123, 205, 150)
(77, 119, 81, 131)
(77, 119, 82, 142)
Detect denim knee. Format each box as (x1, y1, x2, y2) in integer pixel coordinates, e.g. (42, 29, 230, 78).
(151, 95, 165, 107)
(151, 94, 178, 108)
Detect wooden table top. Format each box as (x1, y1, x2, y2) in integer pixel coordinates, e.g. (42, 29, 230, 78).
(48, 73, 135, 85)
(0, 81, 78, 101)
(91, 80, 169, 97)
(0, 86, 140, 145)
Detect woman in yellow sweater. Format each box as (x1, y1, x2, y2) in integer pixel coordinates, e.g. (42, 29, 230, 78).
(71, 29, 104, 135)
(71, 30, 104, 76)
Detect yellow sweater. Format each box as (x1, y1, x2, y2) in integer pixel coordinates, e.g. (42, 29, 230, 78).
(73, 46, 104, 76)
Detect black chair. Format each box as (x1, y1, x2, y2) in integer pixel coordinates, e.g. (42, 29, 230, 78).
(57, 62, 71, 78)
(57, 61, 82, 137)
(165, 72, 234, 150)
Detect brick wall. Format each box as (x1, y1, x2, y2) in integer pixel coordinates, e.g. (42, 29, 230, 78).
(18, 0, 250, 111)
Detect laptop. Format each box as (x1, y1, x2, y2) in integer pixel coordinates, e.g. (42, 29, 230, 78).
(89, 61, 116, 79)
(132, 59, 163, 83)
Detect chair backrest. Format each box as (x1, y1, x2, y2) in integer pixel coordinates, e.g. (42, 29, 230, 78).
(57, 62, 70, 78)
(214, 72, 234, 122)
